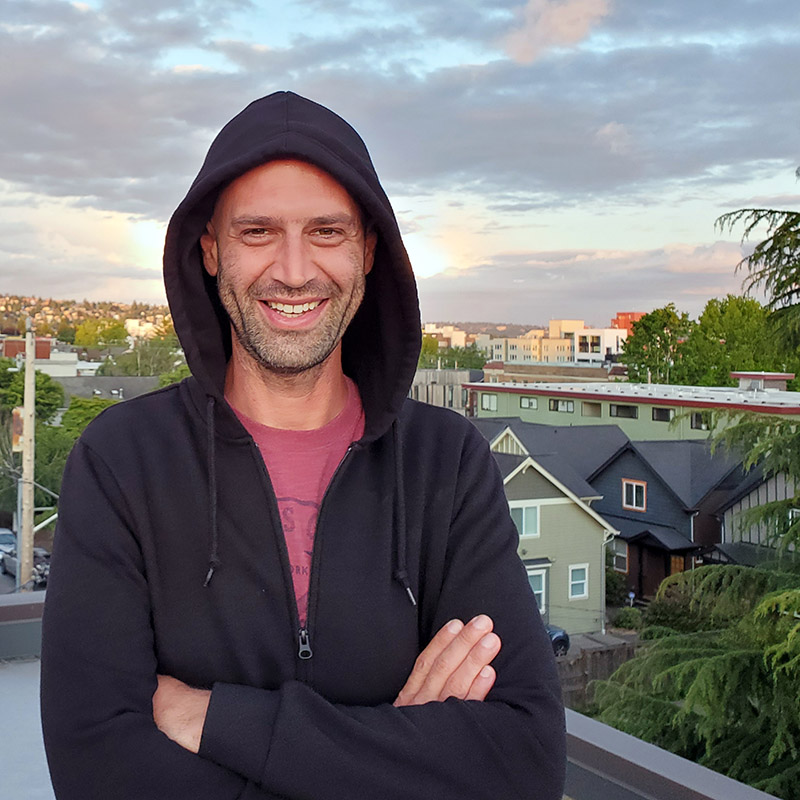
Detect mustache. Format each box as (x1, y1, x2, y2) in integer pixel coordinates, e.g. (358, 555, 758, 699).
(249, 280, 336, 299)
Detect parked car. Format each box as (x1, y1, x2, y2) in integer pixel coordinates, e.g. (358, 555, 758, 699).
(0, 528, 15, 558)
(545, 623, 570, 657)
(0, 546, 50, 587)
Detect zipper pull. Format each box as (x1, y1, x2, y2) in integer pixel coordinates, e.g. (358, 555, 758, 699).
(298, 627, 313, 660)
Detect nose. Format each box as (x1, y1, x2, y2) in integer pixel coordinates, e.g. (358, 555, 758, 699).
(269, 232, 318, 288)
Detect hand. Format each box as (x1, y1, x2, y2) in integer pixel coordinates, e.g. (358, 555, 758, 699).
(394, 615, 501, 707)
(152, 674, 211, 754)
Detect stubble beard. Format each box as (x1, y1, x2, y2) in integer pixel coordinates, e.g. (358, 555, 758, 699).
(216, 257, 367, 376)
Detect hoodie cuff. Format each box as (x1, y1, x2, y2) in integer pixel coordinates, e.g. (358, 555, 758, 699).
(198, 682, 280, 784)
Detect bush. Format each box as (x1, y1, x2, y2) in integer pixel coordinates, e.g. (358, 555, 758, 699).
(613, 607, 643, 630)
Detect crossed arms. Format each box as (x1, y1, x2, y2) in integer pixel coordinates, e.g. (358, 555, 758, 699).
(154, 614, 503, 753)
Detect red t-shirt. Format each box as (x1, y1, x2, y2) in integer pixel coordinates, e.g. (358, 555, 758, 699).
(231, 379, 365, 626)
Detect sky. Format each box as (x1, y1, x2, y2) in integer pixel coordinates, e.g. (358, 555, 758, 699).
(1, 0, 799, 327)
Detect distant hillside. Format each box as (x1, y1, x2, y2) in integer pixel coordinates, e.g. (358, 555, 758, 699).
(426, 322, 544, 338)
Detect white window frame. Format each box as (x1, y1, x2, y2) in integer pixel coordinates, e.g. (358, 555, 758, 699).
(508, 501, 541, 538)
(480, 392, 498, 411)
(569, 563, 589, 600)
(525, 567, 547, 613)
(611, 538, 628, 573)
(622, 479, 647, 512)
(520, 396, 538, 409)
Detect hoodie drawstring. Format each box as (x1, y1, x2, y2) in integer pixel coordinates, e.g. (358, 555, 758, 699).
(392, 420, 417, 607)
(202, 396, 413, 607)
(204, 397, 221, 587)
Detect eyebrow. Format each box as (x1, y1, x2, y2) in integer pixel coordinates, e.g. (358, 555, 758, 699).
(229, 213, 360, 228)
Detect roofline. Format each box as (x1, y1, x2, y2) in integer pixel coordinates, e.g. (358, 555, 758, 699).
(504, 456, 619, 535)
(463, 383, 800, 414)
(490, 427, 530, 456)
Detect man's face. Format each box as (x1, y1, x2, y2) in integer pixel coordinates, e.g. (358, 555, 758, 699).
(200, 159, 376, 375)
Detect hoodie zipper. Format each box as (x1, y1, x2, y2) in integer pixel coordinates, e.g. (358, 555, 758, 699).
(296, 443, 356, 679)
(253, 440, 356, 681)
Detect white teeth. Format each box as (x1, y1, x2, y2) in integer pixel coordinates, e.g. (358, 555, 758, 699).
(267, 300, 321, 315)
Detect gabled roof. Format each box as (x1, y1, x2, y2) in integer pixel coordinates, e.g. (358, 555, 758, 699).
(532, 454, 600, 500)
(602, 513, 698, 553)
(506, 422, 630, 479)
(503, 457, 617, 535)
(470, 417, 630, 479)
(492, 452, 526, 480)
(630, 440, 742, 509)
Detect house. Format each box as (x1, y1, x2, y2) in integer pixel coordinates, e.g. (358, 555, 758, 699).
(585, 439, 745, 598)
(473, 419, 618, 634)
(706, 467, 799, 567)
(475, 417, 750, 600)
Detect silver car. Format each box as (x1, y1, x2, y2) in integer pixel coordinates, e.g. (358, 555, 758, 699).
(1, 546, 50, 587)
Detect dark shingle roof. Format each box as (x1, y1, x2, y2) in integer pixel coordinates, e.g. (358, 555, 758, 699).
(506, 422, 630, 478)
(602, 513, 698, 552)
(633, 440, 742, 508)
(491, 452, 526, 480)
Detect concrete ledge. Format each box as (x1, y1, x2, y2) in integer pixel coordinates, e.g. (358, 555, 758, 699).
(566, 709, 779, 800)
(0, 591, 45, 659)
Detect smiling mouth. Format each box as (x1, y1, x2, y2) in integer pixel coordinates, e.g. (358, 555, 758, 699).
(265, 300, 323, 316)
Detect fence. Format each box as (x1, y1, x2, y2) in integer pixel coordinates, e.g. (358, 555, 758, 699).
(557, 638, 639, 708)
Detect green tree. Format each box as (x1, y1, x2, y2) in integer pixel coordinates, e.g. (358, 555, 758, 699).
(717, 206, 800, 348)
(100, 338, 181, 377)
(60, 396, 117, 439)
(620, 304, 693, 383)
(74, 318, 103, 347)
(0, 368, 65, 423)
(56, 323, 76, 344)
(418, 335, 441, 368)
(679, 295, 782, 386)
(159, 363, 191, 387)
(594, 566, 800, 799)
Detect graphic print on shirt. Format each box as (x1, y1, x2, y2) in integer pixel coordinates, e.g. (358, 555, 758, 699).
(278, 496, 318, 625)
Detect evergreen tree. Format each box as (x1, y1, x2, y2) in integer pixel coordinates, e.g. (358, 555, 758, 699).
(594, 566, 800, 799)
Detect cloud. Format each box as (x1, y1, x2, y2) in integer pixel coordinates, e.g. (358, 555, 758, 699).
(503, 0, 610, 63)
(417, 242, 751, 325)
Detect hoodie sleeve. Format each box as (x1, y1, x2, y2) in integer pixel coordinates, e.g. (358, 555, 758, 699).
(40, 440, 281, 800)
(197, 430, 567, 800)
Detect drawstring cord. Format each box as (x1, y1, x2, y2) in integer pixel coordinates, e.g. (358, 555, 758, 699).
(392, 420, 417, 607)
(202, 394, 413, 608)
(203, 396, 221, 587)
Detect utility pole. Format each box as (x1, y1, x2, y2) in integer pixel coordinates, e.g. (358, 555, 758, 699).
(18, 317, 35, 591)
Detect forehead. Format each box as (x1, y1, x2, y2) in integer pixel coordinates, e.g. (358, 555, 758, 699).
(213, 159, 361, 222)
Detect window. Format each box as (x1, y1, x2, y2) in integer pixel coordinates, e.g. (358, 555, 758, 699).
(652, 407, 674, 423)
(691, 411, 710, 430)
(509, 503, 540, 537)
(582, 401, 602, 418)
(548, 399, 574, 413)
(611, 538, 628, 573)
(569, 564, 589, 599)
(520, 396, 538, 409)
(610, 404, 638, 419)
(480, 393, 497, 411)
(622, 479, 646, 511)
(525, 567, 547, 612)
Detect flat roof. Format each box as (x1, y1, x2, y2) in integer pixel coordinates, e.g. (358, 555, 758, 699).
(464, 381, 800, 413)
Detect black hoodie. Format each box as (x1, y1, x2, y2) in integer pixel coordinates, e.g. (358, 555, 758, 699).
(41, 91, 566, 800)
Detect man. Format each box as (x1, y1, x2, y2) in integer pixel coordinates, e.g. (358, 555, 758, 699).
(41, 92, 565, 800)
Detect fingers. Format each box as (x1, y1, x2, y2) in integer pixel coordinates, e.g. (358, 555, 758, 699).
(465, 665, 496, 702)
(394, 615, 502, 707)
(435, 627, 500, 702)
(394, 618, 465, 705)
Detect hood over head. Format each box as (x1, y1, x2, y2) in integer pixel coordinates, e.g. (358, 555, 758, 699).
(164, 91, 421, 442)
